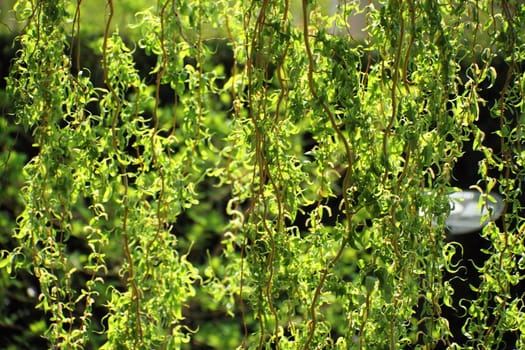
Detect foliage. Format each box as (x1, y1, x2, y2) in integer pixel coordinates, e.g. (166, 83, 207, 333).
(2, 0, 525, 349)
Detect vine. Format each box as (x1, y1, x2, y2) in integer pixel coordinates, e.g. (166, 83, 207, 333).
(2, 0, 525, 349)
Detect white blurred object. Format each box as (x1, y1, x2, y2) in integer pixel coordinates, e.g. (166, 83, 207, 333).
(328, 0, 381, 39)
(445, 190, 504, 235)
